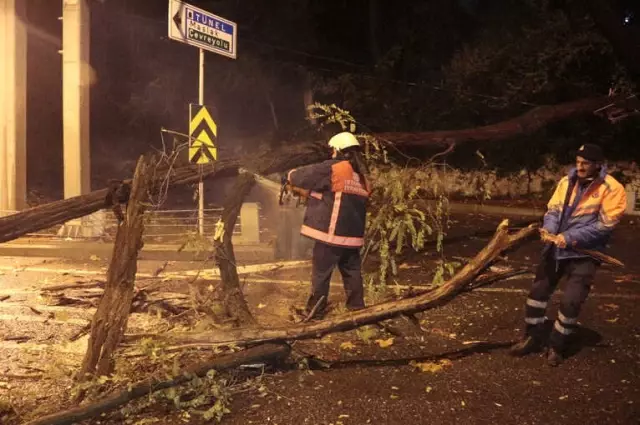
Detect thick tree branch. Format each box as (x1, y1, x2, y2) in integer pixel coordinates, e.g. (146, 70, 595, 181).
(167, 221, 538, 347)
(24, 343, 291, 425)
(374, 95, 621, 147)
(0, 159, 238, 243)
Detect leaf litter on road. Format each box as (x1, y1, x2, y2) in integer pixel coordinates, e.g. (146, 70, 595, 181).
(375, 338, 394, 348)
(410, 359, 453, 373)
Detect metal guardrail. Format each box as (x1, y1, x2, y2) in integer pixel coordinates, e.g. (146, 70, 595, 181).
(0, 204, 266, 244)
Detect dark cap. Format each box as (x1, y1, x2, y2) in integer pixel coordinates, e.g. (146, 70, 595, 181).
(576, 143, 604, 162)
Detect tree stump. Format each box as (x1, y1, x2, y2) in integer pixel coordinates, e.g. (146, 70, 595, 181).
(206, 173, 258, 326)
(78, 156, 152, 379)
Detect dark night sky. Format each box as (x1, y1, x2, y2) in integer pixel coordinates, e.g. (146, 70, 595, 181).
(21, 0, 640, 200)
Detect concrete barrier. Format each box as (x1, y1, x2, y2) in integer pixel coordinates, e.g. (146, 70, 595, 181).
(236, 202, 261, 244)
(273, 206, 313, 260)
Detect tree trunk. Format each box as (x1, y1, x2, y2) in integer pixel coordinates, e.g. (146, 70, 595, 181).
(0, 140, 328, 245)
(170, 221, 538, 347)
(374, 95, 624, 148)
(191, 173, 258, 326)
(78, 156, 151, 379)
(0, 159, 240, 244)
(214, 173, 258, 325)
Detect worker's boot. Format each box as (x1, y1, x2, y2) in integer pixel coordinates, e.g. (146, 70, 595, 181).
(546, 348, 564, 367)
(509, 335, 543, 357)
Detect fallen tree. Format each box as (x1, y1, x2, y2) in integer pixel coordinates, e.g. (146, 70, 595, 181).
(0, 141, 328, 244)
(26, 220, 537, 425)
(25, 219, 537, 425)
(166, 220, 538, 346)
(374, 95, 624, 148)
(0, 158, 234, 244)
(0, 92, 625, 244)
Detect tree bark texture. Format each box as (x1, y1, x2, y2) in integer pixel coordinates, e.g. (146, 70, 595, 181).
(78, 156, 151, 378)
(213, 173, 258, 325)
(191, 173, 259, 326)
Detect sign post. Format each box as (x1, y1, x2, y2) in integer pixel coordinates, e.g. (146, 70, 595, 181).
(198, 48, 204, 236)
(168, 0, 237, 235)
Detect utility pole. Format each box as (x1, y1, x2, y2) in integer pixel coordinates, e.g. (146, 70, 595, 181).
(0, 0, 28, 214)
(57, 0, 93, 237)
(62, 0, 91, 200)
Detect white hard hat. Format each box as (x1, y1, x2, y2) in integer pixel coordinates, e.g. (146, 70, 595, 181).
(328, 132, 360, 151)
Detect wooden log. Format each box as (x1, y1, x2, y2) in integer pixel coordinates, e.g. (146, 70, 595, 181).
(41, 282, 103, 292)
(0, 140, 327, 244)
(168, 221, 538, 347)
(406, 267, 531, 298)
(24, 343, 291, 425)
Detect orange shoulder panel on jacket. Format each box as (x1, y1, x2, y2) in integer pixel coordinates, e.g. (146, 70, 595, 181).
(331, 161, 353, 192)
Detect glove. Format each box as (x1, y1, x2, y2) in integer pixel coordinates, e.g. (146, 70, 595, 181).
(539, 229, 567, 248)
(539, 228, 554, 243)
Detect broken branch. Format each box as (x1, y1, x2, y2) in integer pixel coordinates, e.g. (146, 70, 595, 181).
(167, 221, 538, 347)
(24, 343, 291, 425)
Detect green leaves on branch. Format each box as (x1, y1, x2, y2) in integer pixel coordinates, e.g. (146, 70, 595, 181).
(364, 167, 433, 285)
(308, 102, 357, 133)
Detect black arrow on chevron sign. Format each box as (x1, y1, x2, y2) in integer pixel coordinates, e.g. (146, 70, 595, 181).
(190, 121, 217, 145)
(190, 145, 217, 164)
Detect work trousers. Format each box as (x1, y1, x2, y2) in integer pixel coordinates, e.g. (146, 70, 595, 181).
(524, 252, 598, 352)
(306, 241, 365, 315)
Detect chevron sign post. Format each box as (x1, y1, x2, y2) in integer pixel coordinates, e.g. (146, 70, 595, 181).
(168, 0, 237, 235)
(189, 104, 217, 164)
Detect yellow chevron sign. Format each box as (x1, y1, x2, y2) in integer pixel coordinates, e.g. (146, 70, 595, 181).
(189, 104, 217, 164)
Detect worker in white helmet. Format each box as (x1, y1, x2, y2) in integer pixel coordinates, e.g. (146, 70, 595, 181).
(286, 132, 371, 319)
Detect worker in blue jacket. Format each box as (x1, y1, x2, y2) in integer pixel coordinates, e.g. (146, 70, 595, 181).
(510, 144, 627, 366)
(287, 132, 371, 319)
